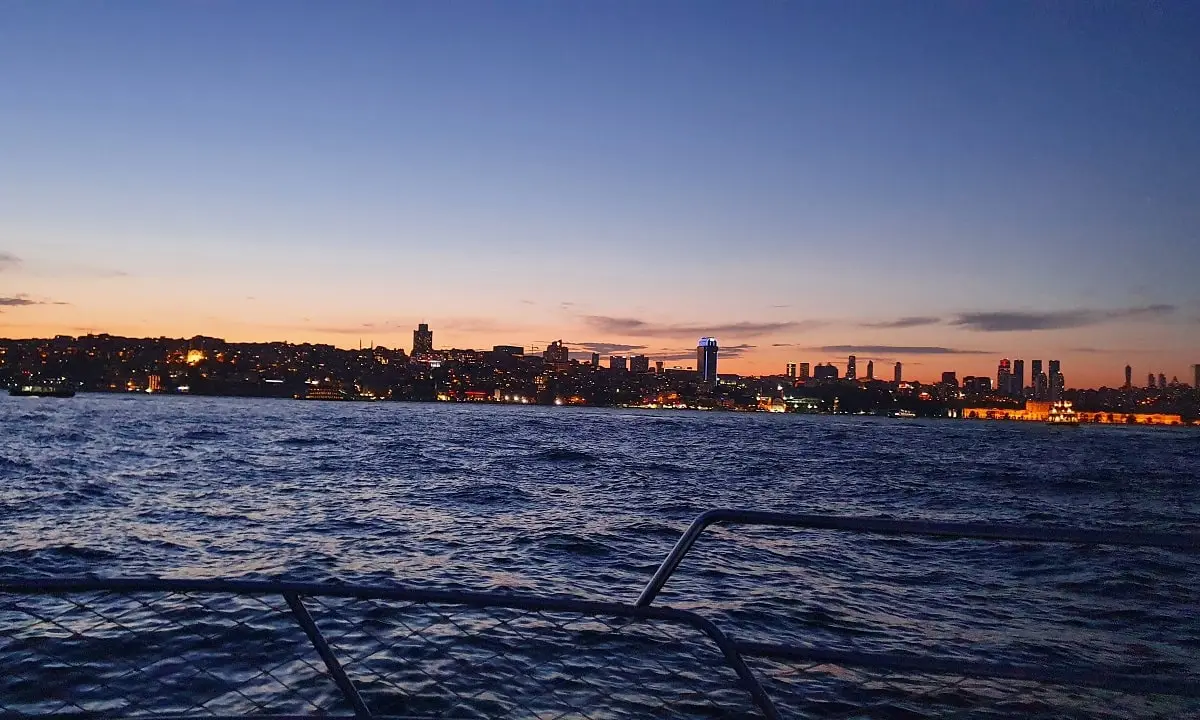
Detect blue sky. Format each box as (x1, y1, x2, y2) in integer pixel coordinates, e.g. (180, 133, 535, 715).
(2, 1, 1198, 383)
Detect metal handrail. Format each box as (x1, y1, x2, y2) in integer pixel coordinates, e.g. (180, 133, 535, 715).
(636, 508, 1200, 607)
(1, 576, 781, 720)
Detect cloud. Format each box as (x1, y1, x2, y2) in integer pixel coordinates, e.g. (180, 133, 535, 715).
(655, 343, 755, 362)
(817, 345, 990, 355)
(0, 295, 40, 307)
(583, 315, 819, 338)
(860, 316, 942, 329)
(565, 341, 649, 355)
(951, 305, 1175, 332)
(0, 252, 20, 272)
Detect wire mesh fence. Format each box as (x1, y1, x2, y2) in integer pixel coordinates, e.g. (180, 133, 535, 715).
(744, 652, 1200, 720)
(0, 582, 772, 719)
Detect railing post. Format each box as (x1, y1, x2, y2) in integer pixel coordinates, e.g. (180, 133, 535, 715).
(637, 510, 726, 607)
(284, 592, 371, 718)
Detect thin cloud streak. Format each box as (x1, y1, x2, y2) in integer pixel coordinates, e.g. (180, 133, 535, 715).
(817, 345, 991, 355)
(566, 341, 648, 354)
(583, 315, 820, 338)
(0, 252, 20, 272)
(0, 295, 41, 307)
(860, 316, 942, 329)
(952, 305, 1175, 331)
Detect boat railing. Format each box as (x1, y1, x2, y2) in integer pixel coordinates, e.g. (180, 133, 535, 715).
(2, 510, 1198, 718)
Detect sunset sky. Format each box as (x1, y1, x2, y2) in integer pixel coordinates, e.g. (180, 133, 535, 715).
(2, 2, 1198, 386)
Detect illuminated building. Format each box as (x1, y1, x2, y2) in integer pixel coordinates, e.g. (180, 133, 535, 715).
(941, 371, 958, 387)
(846, 355, 857, 381)
(997, 359, 1011, 397)
(1125, 365, 1132, 390)
(1031, 360, 1045, 400)
(786, 363, 796, 378)
(798, 363, 811, 381)
(1048, 360, 1063, 401)
(964, 402, 1184, 426)
(630, 355, 649, 373)
(543, 340, 569, 364)
(1158, 373, 1167, 391)
(697, 337, 718, 385)
(412, 324, 433, 355)
(147, 375, 162, 393)
(963, 376, 992, 394)
(591, 353, 600, 367)
(866, 360, 874, 381)
(492, 345, 523, 355)
(893, 362, 902, 384)
(1013, 359, 1025, 397)
(610, 355, 627, 372)
(186, 349, 206, 366)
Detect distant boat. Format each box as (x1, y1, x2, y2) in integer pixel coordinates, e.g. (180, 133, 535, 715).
(1047, 400, 1079, 426)
(298, 385, 347, 401)
(890, 409, 917, 418)
(9, 382, 75, 398)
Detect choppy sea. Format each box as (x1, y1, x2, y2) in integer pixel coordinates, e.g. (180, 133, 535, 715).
(1, 394, 1197, 717)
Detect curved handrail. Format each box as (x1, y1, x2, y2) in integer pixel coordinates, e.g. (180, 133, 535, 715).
(636, 508, 1200, 607)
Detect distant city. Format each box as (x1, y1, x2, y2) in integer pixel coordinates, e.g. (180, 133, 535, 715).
(2, 325, 1198, 424)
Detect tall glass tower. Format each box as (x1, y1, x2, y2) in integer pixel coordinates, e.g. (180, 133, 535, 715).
(697, 337, 718, 385)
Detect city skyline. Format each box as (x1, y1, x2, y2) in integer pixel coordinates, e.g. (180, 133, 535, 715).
(3, 3, 1199, 386)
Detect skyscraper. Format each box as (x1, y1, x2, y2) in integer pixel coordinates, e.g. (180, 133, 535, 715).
(798, 363, 811, 381)
(630, 354, 649, 373)
(412, 323, 433, 355)
(697, 338, 718, 385)
(1012, 359, 1025, 397)
(655, 360, 664, 374)
(610, 355, 627, 372)
(1125, 365, 1132, 390)
(893, 361, 902, 384)
(997, 359, 1011, 397)
(1048, 360, 1063, 400)
(1148, 372, 1156, 390)
(786, 363, 796, 378)
(866, 360, 874, 381)
(591, 352, 600, 367)
(1194, 364, 1199, 390)
(1158, 373, 1167, 391)
(846, 355, 857, 381)
(941, 371, 958, 387)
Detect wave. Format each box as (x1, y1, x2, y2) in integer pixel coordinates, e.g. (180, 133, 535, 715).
(527, 448, 600, 463)
(276, 436, 336, 447)
(180, 429, 227, 441)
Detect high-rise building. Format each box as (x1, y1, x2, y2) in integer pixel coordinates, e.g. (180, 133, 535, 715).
(591, 352, 600, 367)
(543, 340, 569, 364)
(846, 355, 857, 381)
(963, 376, 992, 394)
(866, 360, 874, 381)
(893, 362, 902, 384)
(997, 358, 1012, 397)
(1030, 360, 1043, 398)
(630, 354, 650, 373)
(941, 371, 958, 387)
(798, 363, 811, 381)
(697, 337, 718, 385)
(1158, 373, 1167, 391)
(786, 363, 797, 378)
(412, 323, 433, 355)
(1048, 360, 1063, 400)
(1147, 372, 1155, 389)
(1012, 359, 1025, 397)
(1125, 365, 1132, 390)
(813, 363, 839, 381)
(1194, 364, 1200, 390)
(655, 360, 664, 374)
(610, 355, 628, 372)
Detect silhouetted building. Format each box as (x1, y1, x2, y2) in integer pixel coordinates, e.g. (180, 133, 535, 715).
(1158, 373, 1167, 391)
(1147, 372, 1155, 390)
(1013, 359, 1025, 397)
(1194, 364, 1199, 390)
(893, 362, 902, 384)
(630, 355, 649, 373)
(492, 345, 523, 355)
(543, 340, 569, 364)
(846, 355, 857, 381)
(941, 371, 958, 387)
(997, 358, 1011, 397)
(610, 355, 627, 372)
(798, 363, 811, 381)
(412, 323, 433, 355)
(1031, 360, 1044, 400)
(1125, 364, 1132, 390)
(591, 352, 600, 367)
(1049, 360, 1063, 400)
(813, 363, 839, 381)
(697, 337, 718, 385)
(963, 376, 992, 394)
(866, 360, 874, 381)
(655, 360, 664, 374)
(786, 363, 796, 378)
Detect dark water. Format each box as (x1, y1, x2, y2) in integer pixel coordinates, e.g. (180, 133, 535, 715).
(1, 394, 1197, 717)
